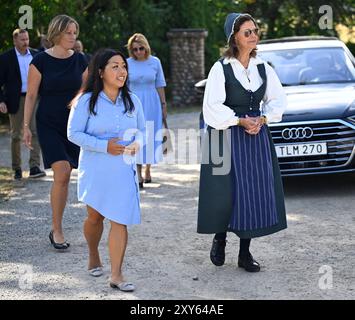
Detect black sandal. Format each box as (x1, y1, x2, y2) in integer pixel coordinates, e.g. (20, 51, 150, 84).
(49, 230, 70, 250)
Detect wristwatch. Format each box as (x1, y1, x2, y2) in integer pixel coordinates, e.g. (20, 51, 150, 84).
(261, 116, 268, 125)
(236, 117, 240, 126)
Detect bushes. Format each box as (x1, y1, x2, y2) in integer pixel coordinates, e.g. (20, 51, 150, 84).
(1, 0, 353, 78)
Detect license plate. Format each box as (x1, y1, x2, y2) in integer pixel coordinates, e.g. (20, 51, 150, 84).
(275, 142, 327, 158)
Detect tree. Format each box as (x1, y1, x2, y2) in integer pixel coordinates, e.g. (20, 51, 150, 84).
(1, 0, 353, 75)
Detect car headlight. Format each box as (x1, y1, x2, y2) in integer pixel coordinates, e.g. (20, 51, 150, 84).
(348, 115, 355, 125)
(349, 99, 355, 112)
(347, 100, 355, 124)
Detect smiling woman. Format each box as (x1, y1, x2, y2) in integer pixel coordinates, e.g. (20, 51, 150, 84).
(198, 12, 288, 273)
(67, 48, 146, 291)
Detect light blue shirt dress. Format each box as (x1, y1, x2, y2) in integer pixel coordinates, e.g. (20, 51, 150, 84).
(127, 56, 166, 164)
(67, 91, 146, 225)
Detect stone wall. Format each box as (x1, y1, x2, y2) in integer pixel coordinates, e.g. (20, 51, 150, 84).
(167, 29, 208, 107)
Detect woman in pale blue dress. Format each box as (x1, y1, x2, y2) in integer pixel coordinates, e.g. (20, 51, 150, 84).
(67, 49, 145, 292)
(126, 33, 167, 188)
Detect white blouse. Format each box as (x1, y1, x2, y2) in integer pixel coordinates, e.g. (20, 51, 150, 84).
(203, 56, 287, 130)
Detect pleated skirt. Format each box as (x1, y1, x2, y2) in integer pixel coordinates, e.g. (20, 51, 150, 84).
(229, 125, 278, 232)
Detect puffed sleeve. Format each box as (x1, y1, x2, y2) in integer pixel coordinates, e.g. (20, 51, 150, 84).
(30, 52, 44, 73)
(261, 62, 288, 123)
(154, 57, 166, 88)
(202, 61, 239, 130)
(67, 93, 108, 153)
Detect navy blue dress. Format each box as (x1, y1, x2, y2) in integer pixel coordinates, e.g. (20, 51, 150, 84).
(31, 51, 87, 169)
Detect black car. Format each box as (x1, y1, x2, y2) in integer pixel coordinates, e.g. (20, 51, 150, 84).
(195, 36, 355, 176)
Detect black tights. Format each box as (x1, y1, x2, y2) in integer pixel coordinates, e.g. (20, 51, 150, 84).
(214, 232, 251, 257)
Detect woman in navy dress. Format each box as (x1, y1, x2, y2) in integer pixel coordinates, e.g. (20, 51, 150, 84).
(23, 15, 88, 250)
(126, 33, 167, 188)
(197, 13, 288, 272)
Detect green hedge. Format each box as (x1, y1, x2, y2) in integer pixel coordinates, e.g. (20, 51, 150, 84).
(1, 0, 354, 90)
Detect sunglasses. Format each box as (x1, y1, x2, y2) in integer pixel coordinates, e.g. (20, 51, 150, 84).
(241, 28, 260, 38)
(133, 46, 145, 52)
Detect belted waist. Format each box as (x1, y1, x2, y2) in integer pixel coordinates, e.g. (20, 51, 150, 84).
(227, 105, 261, 116)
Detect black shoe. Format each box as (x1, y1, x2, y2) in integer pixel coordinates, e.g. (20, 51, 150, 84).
(139, 182, 144, 189)
(238, 253, 261, 272)
(29, 166, 46, 179)
(49, 230, 70, 250)
(210, 239, 227, 266)
(14, 168, 22, 180)
(144, 178, 152, 183)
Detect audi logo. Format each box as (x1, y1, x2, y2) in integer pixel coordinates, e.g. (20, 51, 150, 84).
(281, 127, 313, 140)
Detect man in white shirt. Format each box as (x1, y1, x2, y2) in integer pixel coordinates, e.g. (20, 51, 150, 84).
(0, 29, 45, 180)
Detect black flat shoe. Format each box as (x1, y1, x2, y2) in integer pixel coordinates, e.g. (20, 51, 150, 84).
(238, 253, 260, 272)
(139, 182, 144, 189)
(144, 178, 152, 183)
(29, 166, 46, 179)
(14, 168, 22, 180)
(210, 239, 227, 266)
(49, 230, 70, 250)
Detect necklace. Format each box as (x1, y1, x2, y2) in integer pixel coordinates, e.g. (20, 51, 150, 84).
(244, 68, 251, 82)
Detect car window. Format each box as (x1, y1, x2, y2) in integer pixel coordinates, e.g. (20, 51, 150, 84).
(258, 47, 355, 86)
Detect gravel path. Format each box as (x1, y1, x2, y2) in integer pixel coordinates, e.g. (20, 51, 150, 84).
(0, 111, 354, 300)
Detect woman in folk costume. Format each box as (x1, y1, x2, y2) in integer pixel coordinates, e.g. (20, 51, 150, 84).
(197, 13, 288, 272)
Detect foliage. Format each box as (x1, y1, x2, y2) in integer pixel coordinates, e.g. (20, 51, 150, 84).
(0, 0, 354, 82)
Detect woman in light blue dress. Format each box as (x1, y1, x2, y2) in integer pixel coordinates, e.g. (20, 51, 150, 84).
(67, 49, 145, 292)
(126, 33, 167, 188)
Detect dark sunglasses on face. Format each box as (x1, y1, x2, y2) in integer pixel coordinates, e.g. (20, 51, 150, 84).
(242, 28, 260, 38)
(133, 46, 145, 52)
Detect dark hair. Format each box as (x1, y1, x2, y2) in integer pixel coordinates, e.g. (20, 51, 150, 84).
(72, 48, 134, 115)
(223, 14, 259, 59)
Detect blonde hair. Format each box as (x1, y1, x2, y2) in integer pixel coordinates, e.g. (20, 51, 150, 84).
(12, 28, 28, 39)
(126, 33, 151, 59)
(47, 14, 79, 46)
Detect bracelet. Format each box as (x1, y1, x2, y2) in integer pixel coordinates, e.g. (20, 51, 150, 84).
(24, 123, 29, 127)
(261, 116, 268, 125)
(235, 117, 240, 126)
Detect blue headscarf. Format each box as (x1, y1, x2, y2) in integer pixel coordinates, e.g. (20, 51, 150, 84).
(224, 13, 253, 43)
